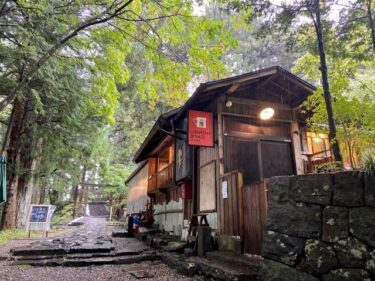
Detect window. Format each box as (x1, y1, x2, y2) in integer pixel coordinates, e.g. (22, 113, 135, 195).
(223, 117, 294, 185)
(158, 147, 171, 171)
(306, 132, 331, 158)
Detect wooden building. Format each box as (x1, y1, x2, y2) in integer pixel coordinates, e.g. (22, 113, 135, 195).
(127, 66, 333, 253)
(131, 108, 184, 235)
(125, 161, 149, 216)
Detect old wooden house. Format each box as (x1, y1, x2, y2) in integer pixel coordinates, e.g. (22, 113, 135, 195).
(126, 108, 184, 235)
(127, 66, 334, 254)
(125, 161, 149, 216)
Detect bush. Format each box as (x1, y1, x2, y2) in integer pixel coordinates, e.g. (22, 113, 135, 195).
(362, 152, 375, 177)
(315, 161, 343, 173)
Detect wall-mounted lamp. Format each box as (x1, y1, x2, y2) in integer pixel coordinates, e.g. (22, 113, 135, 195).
(225, 95, 232, 108)
(259, 107, 275, 120)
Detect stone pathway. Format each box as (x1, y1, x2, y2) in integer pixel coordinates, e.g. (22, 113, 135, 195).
(10, 216, 158, 266)
(1, 216, 194, 281)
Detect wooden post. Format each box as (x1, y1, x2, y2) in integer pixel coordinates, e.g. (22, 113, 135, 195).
(291, 110, 304, 175)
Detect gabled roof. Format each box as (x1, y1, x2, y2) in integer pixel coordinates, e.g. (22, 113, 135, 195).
(173, 66, 316, 121)
(133, 107, 180, 163)
(132, 66, 315, 164)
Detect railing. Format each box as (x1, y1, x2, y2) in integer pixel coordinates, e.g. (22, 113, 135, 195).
(304, 150, 333, 173)
(147, 163, 174, 195)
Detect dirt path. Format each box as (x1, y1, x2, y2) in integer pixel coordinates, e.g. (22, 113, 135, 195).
(0, 217, 195, 281)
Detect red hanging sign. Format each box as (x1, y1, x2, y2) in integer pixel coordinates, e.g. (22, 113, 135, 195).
(188, 110, 214, 147)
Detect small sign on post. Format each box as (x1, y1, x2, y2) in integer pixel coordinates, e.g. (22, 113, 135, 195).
(26, 204, 56, 238)
(222, 181, 228, 199)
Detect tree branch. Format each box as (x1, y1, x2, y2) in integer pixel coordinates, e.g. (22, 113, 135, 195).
(0, 0, 134, 112)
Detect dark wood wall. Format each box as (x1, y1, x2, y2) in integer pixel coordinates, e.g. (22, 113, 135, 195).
(243, 179, 268, 254)
(217, 171, 243, 236)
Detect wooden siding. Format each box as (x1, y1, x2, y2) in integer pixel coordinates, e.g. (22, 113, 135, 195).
(199, 161, 216, 212)
(199, 146, 217, 166)
(243, 179, 269, 254)
(126, 162, 149, 215)
(217, 171, 244, 236)
(221, 99, 293, 122)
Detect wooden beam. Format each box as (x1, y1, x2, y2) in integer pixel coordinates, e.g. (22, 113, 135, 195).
(280, 73, 316, 93)
(255, 75, 278, 91)
(270, 80, 299, 97)
(226, 83, 240, 94)
(204, 69, 278, 92)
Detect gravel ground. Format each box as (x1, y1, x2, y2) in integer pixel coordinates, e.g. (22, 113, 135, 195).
(0, 217, 196, 281)
(0, 260, 195, 281)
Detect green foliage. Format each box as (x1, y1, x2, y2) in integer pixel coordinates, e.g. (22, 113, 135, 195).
(362, 152, 375, 177)
(0, 0, 238, 208)
(51, 203, 74, 226)
(315, 161, 343, 174)
(0, 229, 30, 245)
(100, 164, 131, 196)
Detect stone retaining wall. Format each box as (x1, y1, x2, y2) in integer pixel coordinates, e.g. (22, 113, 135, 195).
(259, 171, 375, 281)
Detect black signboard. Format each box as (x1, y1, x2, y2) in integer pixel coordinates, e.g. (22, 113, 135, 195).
(29, 206, 49, 222)
(175, 138, 192, 182)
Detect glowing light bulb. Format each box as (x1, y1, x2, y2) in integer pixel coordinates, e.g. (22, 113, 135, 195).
(259, 107, 275, 120)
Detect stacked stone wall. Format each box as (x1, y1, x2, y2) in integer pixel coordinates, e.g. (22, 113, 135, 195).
(259, 171, 375, 281)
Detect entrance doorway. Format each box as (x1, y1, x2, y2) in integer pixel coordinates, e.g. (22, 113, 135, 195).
(223, 117, 294, 254)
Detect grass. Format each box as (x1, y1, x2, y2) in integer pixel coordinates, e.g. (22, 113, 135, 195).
(0, 229, 32, 245)
(51, 203, 73, 226)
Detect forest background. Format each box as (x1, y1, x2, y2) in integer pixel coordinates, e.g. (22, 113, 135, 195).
(0, 0, 374, 229)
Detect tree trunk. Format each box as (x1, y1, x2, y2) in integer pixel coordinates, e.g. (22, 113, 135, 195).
(313, 0, 343, 163)
(15, 105, 38, 227)
(72, 166, 86, 218)
(366, 0, 375, 52)
(1, 100, 25, 229)
(72, 184, 79, 219)
(1, 95, 40, 229)
(39, 180, 47, 204)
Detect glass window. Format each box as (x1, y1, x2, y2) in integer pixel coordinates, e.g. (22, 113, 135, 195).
(306, 132, 331, 158)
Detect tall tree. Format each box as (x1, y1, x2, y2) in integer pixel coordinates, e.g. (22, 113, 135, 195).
(0, 0, 236, 229)
(311, 0, 342, 162)
(249, 0, 343, 162)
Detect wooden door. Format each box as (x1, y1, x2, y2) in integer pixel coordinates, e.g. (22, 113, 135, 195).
(243, 141, 293, 254)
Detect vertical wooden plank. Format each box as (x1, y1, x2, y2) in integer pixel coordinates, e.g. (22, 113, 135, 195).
(237, 172, 244, 238)
(227, 174, 234, 235)
(232, 173, 239, 235)
(217, 97, 224, 176)
(224, 178, 229, 235)
(243, 180, 269, 255)
(291, 110, 304, 175)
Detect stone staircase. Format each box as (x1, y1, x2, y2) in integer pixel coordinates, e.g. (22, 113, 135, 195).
(87, 202, 109, 217)
(10, 237, 159, 266)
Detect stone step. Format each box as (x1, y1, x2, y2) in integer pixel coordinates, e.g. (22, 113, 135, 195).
(11, 242, 114, 256)
(162, 252, 259, 281)
(13, 253, 161, 267)
(13, 249, 148, 261)
(206, 250, 262, 269)
(111, 229, 130, 238)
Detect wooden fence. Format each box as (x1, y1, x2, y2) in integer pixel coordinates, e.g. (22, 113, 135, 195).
(218, 170, 243, 236)
(243, 179, 269, 254)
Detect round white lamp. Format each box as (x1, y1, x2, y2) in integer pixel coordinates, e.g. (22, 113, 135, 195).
(259, 107, 275, 120)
